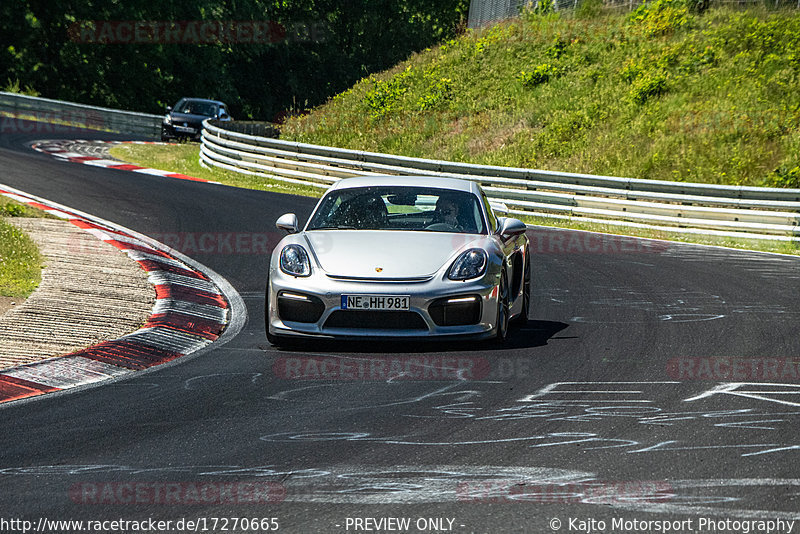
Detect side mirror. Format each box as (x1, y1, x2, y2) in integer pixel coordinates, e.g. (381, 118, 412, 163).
(497, 217, 527, 237)
(276, 213, 299, 234)
(166, 106, 173, 113)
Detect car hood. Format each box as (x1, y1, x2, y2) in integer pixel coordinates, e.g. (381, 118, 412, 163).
(303, 230, 484, 279)
(168, 112, 211, 124)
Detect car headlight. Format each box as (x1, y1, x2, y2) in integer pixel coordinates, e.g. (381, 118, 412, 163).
(163, 114, 172, 125)
(280, 244, 311, 277)
(448, 249, 487, 281)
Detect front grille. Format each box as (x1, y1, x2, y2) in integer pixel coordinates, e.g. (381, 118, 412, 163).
(429, 295, 482, 326)
(277, 292, 325, 323)
(324, 310, 428, 330)
(326, 274, 433, 283)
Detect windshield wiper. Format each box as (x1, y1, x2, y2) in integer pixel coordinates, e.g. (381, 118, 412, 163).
(309, 225, 357, 230)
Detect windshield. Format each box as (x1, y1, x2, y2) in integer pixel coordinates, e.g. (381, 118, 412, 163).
(175, 100, 217, 117)
(306, 185, 487, 234)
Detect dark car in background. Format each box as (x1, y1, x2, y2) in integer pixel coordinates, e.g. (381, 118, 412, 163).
(161, 97, 232, 141)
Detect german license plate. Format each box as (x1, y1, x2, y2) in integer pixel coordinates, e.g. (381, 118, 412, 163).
(176, 125, 197, 134)
(341, 295, 410, 311)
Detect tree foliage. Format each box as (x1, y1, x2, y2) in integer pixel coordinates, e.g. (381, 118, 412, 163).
(0, 0, 468, 120)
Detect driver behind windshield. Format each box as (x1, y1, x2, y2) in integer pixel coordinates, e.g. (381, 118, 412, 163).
(433, 196, 462, 230)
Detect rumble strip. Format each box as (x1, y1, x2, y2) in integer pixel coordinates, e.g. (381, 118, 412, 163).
(0, 185, 239, 404)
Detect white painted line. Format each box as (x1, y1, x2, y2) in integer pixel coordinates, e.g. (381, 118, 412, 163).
(1, 193, 33, 203)
(132, 168, 173, 177)
(152, 299, 229, 322)
(81, 228, 114, 241)
(82, 159, 129, 167)
(147, 272, 221, 293)
(52, 152, 90, 159)
(43, 209, 73, 219)
(122, 327, 213, 354)
(4, 357, 132, 389)
(126, 249, 191, 269)
(0, 192, 73, 219)
(91, 231, 155, 250)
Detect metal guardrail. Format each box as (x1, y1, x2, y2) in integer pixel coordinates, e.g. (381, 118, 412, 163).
(201, 120, 800, 241)
(208, 119, 280, 138)
(0, 92, 162, 139)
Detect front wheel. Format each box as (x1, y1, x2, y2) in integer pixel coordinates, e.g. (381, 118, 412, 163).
(511, 249, 531, 327)
(494, 270, 510, 345)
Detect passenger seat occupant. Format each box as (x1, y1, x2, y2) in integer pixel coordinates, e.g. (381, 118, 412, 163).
(359, 195, 388, 228)
(335, 194, 388, 229)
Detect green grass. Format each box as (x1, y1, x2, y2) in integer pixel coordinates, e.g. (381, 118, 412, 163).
(0, 199, 45, 298)
(1, 198, 55, 219)
(108, 143, 324, 198)
(281, 2, 800, 189)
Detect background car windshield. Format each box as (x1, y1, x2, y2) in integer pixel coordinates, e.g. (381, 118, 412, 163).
(307, 186, 486, 234)
(177, 100, 216, 116)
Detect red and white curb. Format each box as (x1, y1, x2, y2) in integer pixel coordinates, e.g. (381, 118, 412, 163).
(31, 140, 218, 184)
(0, 184, 245, 404)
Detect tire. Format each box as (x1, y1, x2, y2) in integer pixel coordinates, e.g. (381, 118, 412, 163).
(511, 249, 531, 327)
(494, 269, 510, 345)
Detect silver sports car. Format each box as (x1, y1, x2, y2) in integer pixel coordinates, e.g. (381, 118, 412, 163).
(265, 176, 531, 344)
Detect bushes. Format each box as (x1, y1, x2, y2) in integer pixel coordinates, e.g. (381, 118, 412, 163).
(363, 66, 454, 117)
(767, 166, 800, 188)
(417, 77, 453, 111)
(517, 64, 559, 87)
(1, 204, 26, 217)
(630, 72, 669, 104)
(364, 67, 413, 118)
(628, 0, 692, 36)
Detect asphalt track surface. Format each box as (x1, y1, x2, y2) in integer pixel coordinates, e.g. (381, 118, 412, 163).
(0, 121, 799, 533)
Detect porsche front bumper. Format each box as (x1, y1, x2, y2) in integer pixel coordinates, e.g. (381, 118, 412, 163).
(267, 268, 502, 339)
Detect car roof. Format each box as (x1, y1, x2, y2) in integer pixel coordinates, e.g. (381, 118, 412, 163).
(177, 97, 226, 106)
(329, 175, 481, 195)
